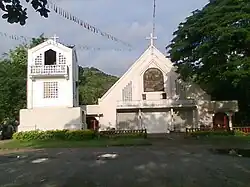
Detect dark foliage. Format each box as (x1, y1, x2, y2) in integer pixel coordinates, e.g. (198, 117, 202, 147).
(0, 0, 50, 25)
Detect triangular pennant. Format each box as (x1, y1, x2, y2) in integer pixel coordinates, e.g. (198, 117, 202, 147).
(84, 23, 87, 28)
(54, 5, 57, 13)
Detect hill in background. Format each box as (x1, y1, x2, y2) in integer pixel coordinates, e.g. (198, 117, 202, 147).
(79, 67, 119, 105)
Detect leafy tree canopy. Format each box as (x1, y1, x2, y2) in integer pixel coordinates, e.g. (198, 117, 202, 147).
(79, 67, 118, 105)
(167, 0, 250, 120)
(0, 34, 46, 122)
(0, 0, 50, 25)
(168, 0, 250, 86)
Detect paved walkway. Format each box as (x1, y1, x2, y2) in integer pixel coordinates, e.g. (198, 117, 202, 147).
(0, 140, 250, 187)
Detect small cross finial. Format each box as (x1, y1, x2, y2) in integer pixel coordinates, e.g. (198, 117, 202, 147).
(146, 33, 157, 46)
(51, 34, 59, 42)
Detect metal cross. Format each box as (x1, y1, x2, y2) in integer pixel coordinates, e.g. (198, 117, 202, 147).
(146, 33, 157, 46)
(51, 34, 59, 42)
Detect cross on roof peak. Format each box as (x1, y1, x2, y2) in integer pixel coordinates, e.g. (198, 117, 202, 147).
(146, 32, 157, 46)
(50, 34, 59, 42)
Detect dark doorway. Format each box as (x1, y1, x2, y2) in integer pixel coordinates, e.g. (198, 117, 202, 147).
(213, 112, 229, 130)
(44, 49, 56, 65)
(86, 116, 99, 130)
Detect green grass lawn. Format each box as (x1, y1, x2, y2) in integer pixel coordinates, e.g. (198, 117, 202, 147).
(187, 135, 250, 147)
(0, 138, 152, 149)
(192, 135, 250, 140)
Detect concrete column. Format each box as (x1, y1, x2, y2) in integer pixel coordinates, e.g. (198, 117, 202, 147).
(192, 108, 196, 128)
(170, 108, 174, 131)
(30, 79, 34, 109)
(138, 109, 142, 129)
(228, 113, 233, 131)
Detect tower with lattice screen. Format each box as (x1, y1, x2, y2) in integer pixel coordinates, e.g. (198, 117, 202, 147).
(19, 36, 85, 132)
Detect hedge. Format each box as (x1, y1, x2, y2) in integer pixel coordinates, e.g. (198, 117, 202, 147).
(190, 130, 234, 137)
(234, 130, 250, 137)
(12, 129, 148, 141)
(12, 129, 95, 141)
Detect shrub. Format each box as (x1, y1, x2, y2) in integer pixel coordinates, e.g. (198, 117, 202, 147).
(234, 130, 249, 137)
(190, 130, 234, 137)
(12, 129, 95, 141)
(12, 129, 147, 141)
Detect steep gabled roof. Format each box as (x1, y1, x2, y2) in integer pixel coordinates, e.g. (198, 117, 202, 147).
(29, 39, 73, 53)
(99, 45, 173, 102)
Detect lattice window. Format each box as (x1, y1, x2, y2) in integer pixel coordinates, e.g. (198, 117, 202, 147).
(127, 82, 132, 101)
(43, 82, 58, 98)
(34, 54, 42, 65)
(122, 81, 132, 101)
(58, 53, 66, 64)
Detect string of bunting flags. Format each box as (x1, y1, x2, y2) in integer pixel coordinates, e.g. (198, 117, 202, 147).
(46, 1, 132, 49)
(0, 31, 132, 52)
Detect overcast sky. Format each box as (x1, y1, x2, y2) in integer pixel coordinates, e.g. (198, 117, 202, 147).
(0, 0, 208, 76)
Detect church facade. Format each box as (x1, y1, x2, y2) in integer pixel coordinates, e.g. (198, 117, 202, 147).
(18, 37, 85, 132)
(86, 36, 238, 133)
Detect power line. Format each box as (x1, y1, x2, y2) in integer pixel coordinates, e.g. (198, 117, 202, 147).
(0, 31, 132, 52)
(47, 1, 133, 48)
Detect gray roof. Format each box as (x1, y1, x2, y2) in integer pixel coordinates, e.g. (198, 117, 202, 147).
(66, 45, 75, 49)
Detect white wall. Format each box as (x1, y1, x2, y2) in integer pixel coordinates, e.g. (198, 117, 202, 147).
(29, 78, 73, 108)
(27, 40, 78, 109)
(73, 50, 79, 107)
(19, 107, 83, 131)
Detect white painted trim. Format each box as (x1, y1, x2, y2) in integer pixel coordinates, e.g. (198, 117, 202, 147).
(29, 39, 72, 54)
(139, 59, 167, 76)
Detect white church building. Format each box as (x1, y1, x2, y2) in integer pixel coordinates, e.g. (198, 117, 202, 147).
(85, 33, 238, 133)
(18, 36, 85, 131)
(18, 34, 238, 133)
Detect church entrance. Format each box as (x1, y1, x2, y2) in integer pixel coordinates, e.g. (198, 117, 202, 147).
(141, 108, 171, 133)
(116, 109, 140, 130)
(213, 112, 229, 130)
(172, 107, 196, 132)
(86, 116, 99, 130)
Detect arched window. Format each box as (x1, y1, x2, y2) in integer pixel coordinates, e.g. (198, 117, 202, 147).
(44, 49, 56, 65)
(143, 68, 164, 92)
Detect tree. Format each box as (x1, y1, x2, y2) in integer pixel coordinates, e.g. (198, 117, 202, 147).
(0, 0, 50, 25)
(0, 35, 46, 122)
(79, 67, 118, 105)
(167, 0, 250, 122)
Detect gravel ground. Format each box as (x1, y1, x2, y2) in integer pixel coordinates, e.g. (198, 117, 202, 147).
(0, 139, 250, 187)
